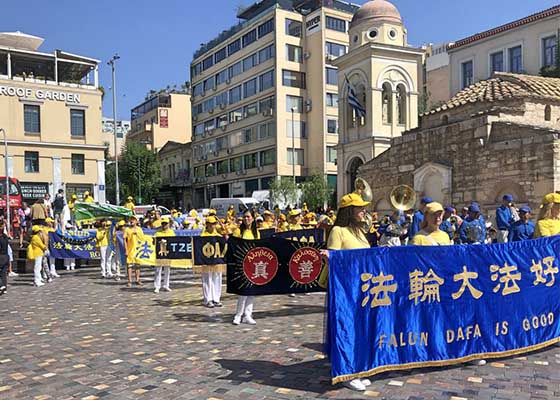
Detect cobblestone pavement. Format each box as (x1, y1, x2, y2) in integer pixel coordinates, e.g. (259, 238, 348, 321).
(1, 266, 560, 400)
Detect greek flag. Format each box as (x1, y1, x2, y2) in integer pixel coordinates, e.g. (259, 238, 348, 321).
(345, 75, 366, 118)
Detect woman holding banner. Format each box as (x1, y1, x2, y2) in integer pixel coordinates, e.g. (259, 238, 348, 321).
(124, 216, 143, 287)
(534, 193, 560, 238)
(153, 218, 175, 293)
(201, 215, 224, 308)
(232, 209, 260, 325)
(410, 202, 451, 246)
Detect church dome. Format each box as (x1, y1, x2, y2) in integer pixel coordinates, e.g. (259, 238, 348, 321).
(351, 0, 403, 26)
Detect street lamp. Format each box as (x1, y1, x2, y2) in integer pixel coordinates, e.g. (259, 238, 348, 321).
(290, 107, 296, 185)
(107, 54, 120, 205)
(0, 128, 9, 238)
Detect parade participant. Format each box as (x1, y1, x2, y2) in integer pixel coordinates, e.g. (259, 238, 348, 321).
(262, 210, 274, 229)
(28, 225, 47, 287)
(255, 216, 265, 230)
(52, 189, 66, 226)
(96, 220, 113, 278)
(226, 205, 236, 221)
(288, 209, 304, 231)
(408, 197, 432, 241)
(379, 210, 407, 247)
(411, 202, 451, 246)
(124, 196, 135, 211)
(152, 210, 162, 229)
(302, 202, 309, 214)
(276, 214, 288, 232)
(31, 198, 48, 226)
(44, 218, 60, 278)
(201, 215, 224, 307)
(458, 204, 487, 244)
(153, 218, 174, 293)
(232, 209, 260, 325)
(112, 220, 126, 280)
(83, 191, 94, 203)
(439, 206, 460, 242)
(62, 223, 76, 271)
(496, 194, 514, 243)
(508, 206, 534, 242)
(124, 216, 143, 287)
(534, 193, 560, 238)
(0, 221, 10, 295)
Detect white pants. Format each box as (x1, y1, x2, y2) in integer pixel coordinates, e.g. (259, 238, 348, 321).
(64, 258, 75, 270)
(154, 266, 171, 290)
(112, 250, 121, 276)
(497, 230, 508, 243)
(202, 272, 222, 304)
(235, 296, 254, 318)
(99, 246, 113, 276)
(33, 257, 43, 286)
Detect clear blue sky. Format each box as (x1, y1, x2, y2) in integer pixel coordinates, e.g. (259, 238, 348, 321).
(3, 0, 558, 120)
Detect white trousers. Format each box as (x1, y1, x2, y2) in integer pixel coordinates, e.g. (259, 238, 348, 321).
(99, 246, 113, 276)
(202, 272, 222, 304)
(154, 266, 171, 290)
(235, 295, 254, 318)
(64, 258, 76, 270)
(112, 250, 121, 276)
(33, 257, 43, 286)
(497, 230, 508, 243)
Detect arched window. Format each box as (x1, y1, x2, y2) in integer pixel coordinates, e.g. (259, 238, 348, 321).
(382, 83, 392, 124)
(545, 105, 552, 121)
(356, 84, 367, 127)
(397, 84, 407, 125)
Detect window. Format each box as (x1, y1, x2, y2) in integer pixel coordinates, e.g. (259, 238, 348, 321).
(192, 83, 203, 96)
(217, 114, 228, 128)
(203, 77, 215, 92)
(215, 92, 228, 108)
(397, 84, 407, 125)
(24, 104, 40, 133)
(206, 163, 216, 177)
(382, 82, 393, 124)
(490, 51, 503, 73)
(216, 69, 228, 86)
(243, 127, 255, 144)
(243, 53, 258, 71)
(545, 105, 552, 121)
(285, 18, 302, 37)
(287, 148, 304, 165)
(543, 36, 557, 67)
(258, 122, 275, 140)
(326, 93, 338, 107)
(258, 19, 274, 38)
(227, 39, 241, 55)
(243, 102, 258, 118)
(286, 44, 303, 63)
(259, 44, 275, 63)
(282, 70, 306, 88)
(260, 149, 275, 166)
(71, 154, 85, 175)
(194, 166, 204, 178)
(259, 70, 274, 91)
(326, 67, 338, 85)
(229, 108, 243, 123)
(244, 153, 258, 169)
(228, 61, 243, 79)
(70, 109, 85, 137)
(204, 119, 215, 132)
(214, 47, 227, 64)
(216, 136, 229, 151)
(243, 78, 257, 98)
(286, 120, 306, 138)
(327, 147, 337, 163)
(242, 29, 257, 47)
(230, 156, 243, 172)
(508, 46, 522, 73)
(326, 42, 346, 58)
(286, 95, 303, 112)
(327, 119, 338, 134)
(259, 96, 275, 113)
(194, 123, 204, 136)
(326, 16, 346, 32)
(461, 60, 473, 89)
(202, 55, 214, 70)
(192, 62, 202, 78)
(24, 151, 39, 173)
(229, 85, 242, 104)
(203, 97, 214, 113)
(217, 160, 229, 174)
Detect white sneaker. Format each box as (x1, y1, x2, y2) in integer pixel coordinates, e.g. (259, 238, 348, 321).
(8, 271, 18, 277)
(289, 293, 296, 297)
(71, 266, 75, 270)
(51, 272, 60, 278)
(107, 274, 114, 278)
(232, 315, 242, 325)
(35, 282, 45, 287)
(472, 359, 486, 366)
(162, 287, 171, 292)
(343, 379, 366, 391)
(115, 276, 121, 281)
(361, 378, 372, 387)
(243, 315, 256, 325)
(154, 288, 160, 293)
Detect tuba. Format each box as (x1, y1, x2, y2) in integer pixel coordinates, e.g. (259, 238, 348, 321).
(354, 177, 373, 232)
(390, 185, 417, 211)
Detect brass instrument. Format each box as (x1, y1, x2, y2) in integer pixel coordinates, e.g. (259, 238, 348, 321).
(390, 185, 417, 211)
(353, 177, 373, 232)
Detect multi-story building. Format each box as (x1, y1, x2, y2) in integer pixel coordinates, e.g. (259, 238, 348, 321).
(189, 0, 360, 207)
(102, 117, 130, 158)
(127, 92, 191, 153)
(424, 42, 451, 106)
(157, 140, 193, 209)
(448, 4, 560, 97)
(0, 32, 105, 203)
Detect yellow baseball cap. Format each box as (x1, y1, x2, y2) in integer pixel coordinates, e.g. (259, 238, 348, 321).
(263, 210, 273, 216)
(117, 220, 126, 227)
(127, 196, 133, 200)
(288, 209, 301, 217)
(161, 217, 170, 224)
(104, 220, 112, 226)
(339, 193, 370, 208)
(206, 216, 218, 224)
(542, 193, 560, 205)
(424, 202, 444, 214)
(208, 208, 217, 216)
(32, 225, 42, 232)
(279, 214, 287, 221)
(45, 217, 54, 223)
(182, 219, 189, 225)
(71, 194, 78, 199)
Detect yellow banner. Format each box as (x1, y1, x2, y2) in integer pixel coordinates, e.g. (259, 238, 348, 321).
(132, 234, 192, 268)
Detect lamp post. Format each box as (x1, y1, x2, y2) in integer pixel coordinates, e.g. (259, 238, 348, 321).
(290, 107, 296, 185)
(0, 128, 9, 238)
(108, 54, 120, 205)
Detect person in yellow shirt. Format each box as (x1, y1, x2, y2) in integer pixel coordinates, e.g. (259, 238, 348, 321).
(276, 214, 288, 232)
(226, 205, 236, 221)
(302, 202, 309, 214)
(534, 193, 560, 238)
(262, 210, 274, 229)
(153, 218, 175, 293)
(83, 191, 94, 203)
(124, 216, 143, 287)
(233, 209, 260, 325)
(152, 211, 162, 229)
(96, 220, 113, 278)
(288, 209, 304, 231)
(411, 202, 452, 246)
(124, 196, 135, 211)
(201, 216, 224, 307)
(28, 225, 47, 287)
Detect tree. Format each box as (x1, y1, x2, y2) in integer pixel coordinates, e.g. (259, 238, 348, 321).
(269, 177, 299, 208)
(301, 174, 333, 212)
(117, 142, 161, 205)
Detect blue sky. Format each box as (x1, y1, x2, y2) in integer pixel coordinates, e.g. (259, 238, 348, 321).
(3, 0, 558, 120)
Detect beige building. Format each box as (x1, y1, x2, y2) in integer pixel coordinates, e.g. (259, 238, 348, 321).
(0, 32, 105, 202)
(127, 92, 191, 153)
(425, 42, 451, 106)
(189, 0, 361, 206)
(448, 5, 560, 97)
(102, 117, 130, 158)
(334, 0, 423, 197)
(158, 140, 193, 209)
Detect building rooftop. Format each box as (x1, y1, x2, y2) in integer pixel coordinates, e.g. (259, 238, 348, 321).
(423, 72, 560, 116)
(448, 5, 560, 51)
(0, 31, 44, 51)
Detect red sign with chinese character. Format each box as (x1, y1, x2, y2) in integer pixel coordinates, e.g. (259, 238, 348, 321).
(159, 109, 169, 128)
(289, 247, 322, 285)
(242, 247, 279, 285)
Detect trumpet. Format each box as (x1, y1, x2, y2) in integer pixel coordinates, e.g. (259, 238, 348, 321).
(354, 177, 374, 233)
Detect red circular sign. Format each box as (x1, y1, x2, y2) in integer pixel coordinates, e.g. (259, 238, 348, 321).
(242, 247, 279, 285)
(288, 247, 322, 285)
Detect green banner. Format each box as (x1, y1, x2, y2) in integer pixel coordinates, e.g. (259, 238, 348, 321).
(74, 202, 134, 222)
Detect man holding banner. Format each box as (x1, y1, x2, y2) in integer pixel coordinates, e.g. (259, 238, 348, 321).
(124, 217, 143, 287)
(153, 218, 174, 293)
(199, 216, 225, 308)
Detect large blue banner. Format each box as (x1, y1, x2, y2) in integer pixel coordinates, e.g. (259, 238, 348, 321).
(327, 237, 560, 384)
(49, 230, 99, 259)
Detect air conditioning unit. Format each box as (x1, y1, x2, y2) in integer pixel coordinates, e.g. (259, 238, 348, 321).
(193, 115, 198, 121)
(262, 109, 273, 117)
(201, 91, 206, 97)
(303, 52, 311, 59)
(202, 155, 208, 160)
(227, 148, 233, 154)
(326, 54, 336, 62)
(220, 103, 226, 110)
(305, 99, 312, 113)
(257, 166, 264, 172)
(209, 108, 214, 114)
(212, 86, 217, 91)
(235, 170, 241, 176)
(221, 173, 228, 179)
(221, 125, 227, 131)
(209, 129, 215, 136)
(226, 79, 231, 84)
(202, 131, 207, 138)
(213, 150, 219, 156)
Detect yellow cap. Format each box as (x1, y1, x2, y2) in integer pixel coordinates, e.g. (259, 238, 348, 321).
(84, 191, 89, 196)
(127, 196, 133, 200)
(339, 193, 370, 208)
(424, 202, 444, 214)
(182, 219, 189, 225)
(229, 205, 234, 209)
(206, 215, 218, 224)
(542, 193, 560, 205)
(32, 225, 42, 232)
(161, 217, 170, 224)
(72, 194, 78, 199)
(208, 208, 217, 216)
(263, 210, 273, 216)
(189, 209, 198, 217)
(279, 214, 287, 221)
(45, 217, 54, 223)
(104, 220, 112, 226)
(288, 209, 301, 217)
(117, 220, 126, 227)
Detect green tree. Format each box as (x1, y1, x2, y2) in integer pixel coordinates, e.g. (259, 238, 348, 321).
(301, 174, 333, 211)
(119, 142, 161, 205)
(269, 177, 298, 208)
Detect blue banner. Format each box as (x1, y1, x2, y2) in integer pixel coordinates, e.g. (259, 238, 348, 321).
(327, 237, 560, 384)
(49, 230, 99, 259)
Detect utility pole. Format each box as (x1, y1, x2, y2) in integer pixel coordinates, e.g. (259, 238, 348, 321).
(0, 129, 9, 237)
(108, 54, 121, 205)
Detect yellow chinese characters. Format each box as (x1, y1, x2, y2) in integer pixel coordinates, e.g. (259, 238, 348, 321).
(490, 263, 521, 295)
(360, 272, 397, 308)
(452, 266, 483, 300)
(409, 269, 444, 305)
(530, 257, 558, 287)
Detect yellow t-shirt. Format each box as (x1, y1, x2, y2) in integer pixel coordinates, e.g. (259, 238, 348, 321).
(327, 226, 370, 250)
(201, 230, 222, 237)
(84, 196, 94, 203)
(234, 229, 260, 240)
(96, 228, 110, 248)
(288, 223, 303, 231)
(124, 226, 143, 263)
(27, 234, 47, 259)
(124, 201, 135, 211)
(534, 219, 560, 238)
(411, 229, 452, 246)
(154, 228, 176, 238)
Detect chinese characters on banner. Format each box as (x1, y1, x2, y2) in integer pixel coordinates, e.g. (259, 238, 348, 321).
(49, 230, 99, 259)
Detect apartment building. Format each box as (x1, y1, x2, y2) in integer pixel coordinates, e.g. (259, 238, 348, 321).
(127, 92, 191, 153)
(102, 117, 130, 158)
(189, 0, 360, 206)
(0, 32, 105, 203)
(158, 140, 193, 209)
